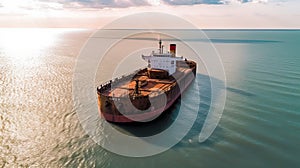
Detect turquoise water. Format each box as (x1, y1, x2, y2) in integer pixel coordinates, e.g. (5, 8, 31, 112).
(0, 29, 300, 167)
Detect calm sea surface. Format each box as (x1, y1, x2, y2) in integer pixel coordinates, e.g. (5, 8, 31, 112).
(0, 28, 299, 167)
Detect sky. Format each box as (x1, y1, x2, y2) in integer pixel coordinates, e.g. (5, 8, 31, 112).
(0, 0, 299, 28)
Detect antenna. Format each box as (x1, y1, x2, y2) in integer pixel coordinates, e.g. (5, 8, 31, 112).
(159, 39, 162, 54)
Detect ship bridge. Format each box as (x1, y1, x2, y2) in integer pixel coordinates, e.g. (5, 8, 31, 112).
(142, 40, 183, 75)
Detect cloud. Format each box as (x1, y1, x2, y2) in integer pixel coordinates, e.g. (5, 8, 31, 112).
(39, 0, 151, 9)
(0, 0, 292, 11)
(162, 0, 271, 5)
(162, 0, 223, 5)
(32, 0, 275, 9)
(0, 0, 298, 28)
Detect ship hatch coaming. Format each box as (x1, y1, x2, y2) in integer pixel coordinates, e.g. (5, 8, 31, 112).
(102, 75, 176, 98)
(98, 65, 196, 98)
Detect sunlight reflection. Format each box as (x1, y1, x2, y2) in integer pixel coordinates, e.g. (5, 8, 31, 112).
(0, 28, 59, 65)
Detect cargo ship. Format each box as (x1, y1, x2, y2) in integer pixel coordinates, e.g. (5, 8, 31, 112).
(97, 40, 197, 123)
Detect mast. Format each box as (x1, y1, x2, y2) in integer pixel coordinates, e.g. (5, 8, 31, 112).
(159, 39, 162, 54)
(134, 80, 139, 94)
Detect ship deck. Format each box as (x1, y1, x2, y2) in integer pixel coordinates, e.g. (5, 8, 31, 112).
(101, 67, 190, 97)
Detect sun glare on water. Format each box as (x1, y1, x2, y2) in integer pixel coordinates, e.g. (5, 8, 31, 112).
(0, 28, 66, 166)
(0, 28, 59, 65)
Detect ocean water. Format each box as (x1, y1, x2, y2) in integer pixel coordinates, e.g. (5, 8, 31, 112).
(0, 28, 300, 167)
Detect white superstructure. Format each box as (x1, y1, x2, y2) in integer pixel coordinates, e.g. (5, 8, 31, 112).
(142, 40, 182, 75)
